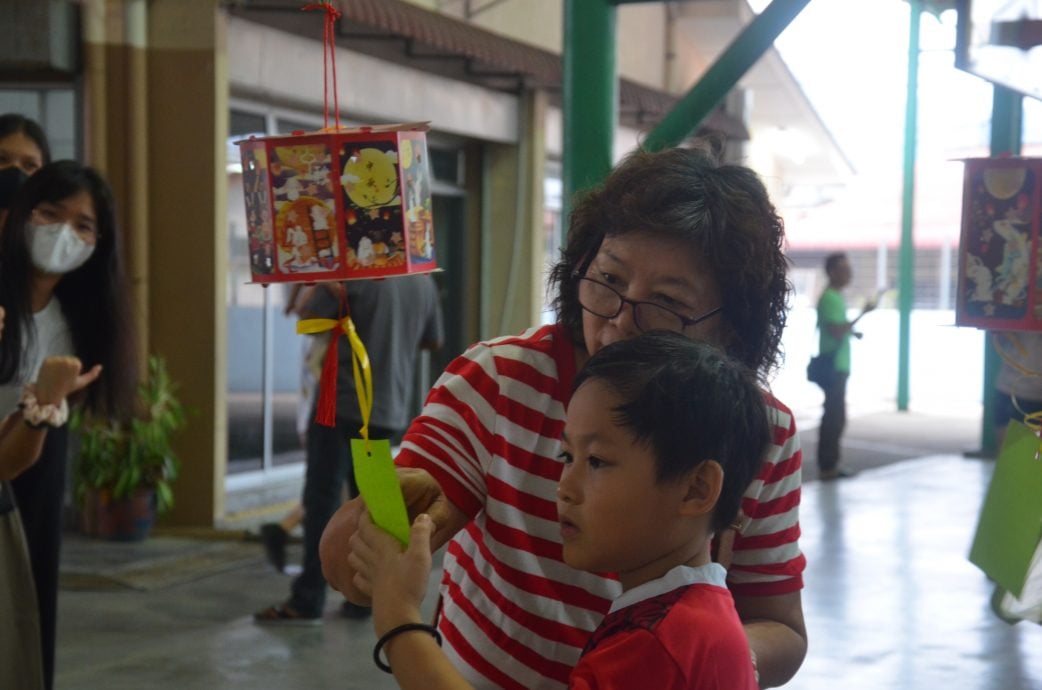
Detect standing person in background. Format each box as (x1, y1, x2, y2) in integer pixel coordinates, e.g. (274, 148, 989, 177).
(255, 274, 443, 624)
(816, 252, 875, 480)
(258, 284, 323, 574)
(0, 161, 138, 689)
(321, 146, 808, 689)
(0, 114, 50, 227)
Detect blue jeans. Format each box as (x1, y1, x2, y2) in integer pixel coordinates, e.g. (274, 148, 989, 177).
(288, 419, 399, 616)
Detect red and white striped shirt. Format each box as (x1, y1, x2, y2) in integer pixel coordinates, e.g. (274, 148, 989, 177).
(397, 323, 805, 690)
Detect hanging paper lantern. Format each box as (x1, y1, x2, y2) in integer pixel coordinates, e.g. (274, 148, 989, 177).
(957, 157, 1042, 331)
(237, 123, 437, 284)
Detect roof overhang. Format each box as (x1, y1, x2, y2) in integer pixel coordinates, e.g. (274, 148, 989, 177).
(228, 0, 749, 139)
(674, 0, 855, 198)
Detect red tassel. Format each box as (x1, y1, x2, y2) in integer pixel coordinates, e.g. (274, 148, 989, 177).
(315, 326, 341, 427)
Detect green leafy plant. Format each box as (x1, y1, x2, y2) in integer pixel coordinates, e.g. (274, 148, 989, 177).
(72, 355, 187, 514)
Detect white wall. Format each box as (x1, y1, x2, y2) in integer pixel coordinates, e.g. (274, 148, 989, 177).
(227, 17, 519, 144)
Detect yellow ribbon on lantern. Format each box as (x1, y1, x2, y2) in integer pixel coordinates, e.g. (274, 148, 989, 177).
(297, 315, 372, 445)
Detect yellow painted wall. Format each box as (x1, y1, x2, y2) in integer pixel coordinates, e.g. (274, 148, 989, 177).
(146, 0, 228, 526)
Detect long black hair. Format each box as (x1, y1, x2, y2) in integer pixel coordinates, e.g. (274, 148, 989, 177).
(0, 113, 51, 168)
(0, 160, 138, 419)
(548, 145, 791, 382)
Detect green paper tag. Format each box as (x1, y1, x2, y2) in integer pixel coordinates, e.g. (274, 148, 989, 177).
(969, 420, 1042, 597)
(351, 438, 410, 546)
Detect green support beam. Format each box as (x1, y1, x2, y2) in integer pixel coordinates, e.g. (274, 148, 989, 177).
(562, 0, 617, 219)
(977, 85, 1023, 454)
(644, 0, 812, 152)
(897, 0, 922, 411)
(562, 0, 812, 217)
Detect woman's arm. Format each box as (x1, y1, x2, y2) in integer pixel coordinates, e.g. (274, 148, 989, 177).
(730, 397, 807, 687)
(0, 410, 49, 480)
(350, 512, 475, 690)
(0, 356, 100, 480)
(734, 591, 808, 688)
(320, 467, 469, 604)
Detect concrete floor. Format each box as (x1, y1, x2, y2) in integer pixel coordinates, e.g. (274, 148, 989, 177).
(54, 410, 1042, 689)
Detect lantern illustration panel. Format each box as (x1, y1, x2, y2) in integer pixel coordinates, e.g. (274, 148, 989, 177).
(237, 123, 437, 284)
(957, 158, 1042, 331)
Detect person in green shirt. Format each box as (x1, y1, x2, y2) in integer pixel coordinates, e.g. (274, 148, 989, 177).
(816, 252, 875, 480)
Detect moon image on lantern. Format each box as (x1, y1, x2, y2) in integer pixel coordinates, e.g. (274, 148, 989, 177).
(341, 148, 400, 208)
(983, 166, 1028, 200)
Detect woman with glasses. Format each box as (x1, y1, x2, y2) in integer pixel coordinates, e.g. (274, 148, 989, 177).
(0, 160, 137, 690)
(321, 146, 805, 689)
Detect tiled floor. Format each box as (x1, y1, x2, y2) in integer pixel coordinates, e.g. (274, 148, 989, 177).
(54, 412, 1042, 689)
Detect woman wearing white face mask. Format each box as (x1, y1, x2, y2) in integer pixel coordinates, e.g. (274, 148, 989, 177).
(0, 160, 137, 690)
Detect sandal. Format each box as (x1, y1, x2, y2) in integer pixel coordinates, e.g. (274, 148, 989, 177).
(253, 603, 322, 627)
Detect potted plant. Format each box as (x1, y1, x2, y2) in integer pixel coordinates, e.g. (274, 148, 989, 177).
(72, 355, 187, 541)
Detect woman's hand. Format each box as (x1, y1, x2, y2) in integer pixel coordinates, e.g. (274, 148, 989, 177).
(399, 468, 458, 543)
(320, 467, 467, 605)
(34, 356, 101, 405)
(348, 511, 436, 636)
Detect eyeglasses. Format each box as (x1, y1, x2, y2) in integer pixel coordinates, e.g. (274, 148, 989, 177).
(30, 205, 99, 242)
(576, 277, 721, 333)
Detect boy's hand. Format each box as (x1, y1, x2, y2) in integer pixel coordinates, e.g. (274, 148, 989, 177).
(348, 511, 435, 636)
(35, 357, 102, 405)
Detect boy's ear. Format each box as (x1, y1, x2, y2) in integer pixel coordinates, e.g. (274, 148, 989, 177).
(678, 460, 723, 518)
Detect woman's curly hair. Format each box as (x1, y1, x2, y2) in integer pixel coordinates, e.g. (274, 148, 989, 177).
(548, 145, 791, 382)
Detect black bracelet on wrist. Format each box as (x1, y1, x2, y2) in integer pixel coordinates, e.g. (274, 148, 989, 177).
(373, 622, 442, 673)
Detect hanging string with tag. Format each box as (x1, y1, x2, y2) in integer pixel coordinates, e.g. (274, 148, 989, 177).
(297, 284, 407, 544)
(302, 1, 342, 131)
(291, 3, 409, 545)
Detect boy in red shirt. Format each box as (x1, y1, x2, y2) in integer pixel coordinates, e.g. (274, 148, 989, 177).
(351, 331, 768, 689)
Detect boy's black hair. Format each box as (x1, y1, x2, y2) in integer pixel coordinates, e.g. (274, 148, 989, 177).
(0, 160, 138, 419)
(824, 251, 847, 274)
(548, 145, 791, 383)
(572, 331, 770, 533)
(0, 113, 52, 166)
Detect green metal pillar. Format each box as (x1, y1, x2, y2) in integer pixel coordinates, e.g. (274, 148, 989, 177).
(562, 0, 617, 219)
(644, 0, 812, 152)
(897, 0, 922, 411)
(977, 85, 1023, 453)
